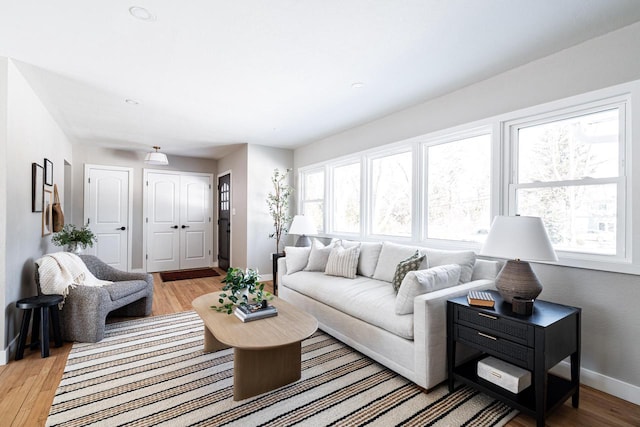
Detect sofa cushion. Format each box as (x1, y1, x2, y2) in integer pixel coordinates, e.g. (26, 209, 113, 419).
(282, 271, 414, 340)
(104, 280, 149, 302)
(304, 239, 335, 271)
(284, 246, 311, 274)
(373, 242, 426, 282)
(325, 244, 360, 279)
(342, 240, 383, 278)
(391, 251, 425, 292)
(422, 248, 476, 284)
(395, 265, 461, 314)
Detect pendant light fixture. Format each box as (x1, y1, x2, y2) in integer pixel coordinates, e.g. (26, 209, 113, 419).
(144, 146, 169, 166)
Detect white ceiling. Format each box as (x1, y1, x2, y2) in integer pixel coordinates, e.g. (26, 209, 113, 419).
(1, 1, 640, 159)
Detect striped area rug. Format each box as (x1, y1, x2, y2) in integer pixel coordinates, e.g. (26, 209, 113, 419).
(47, 311, 518, 427)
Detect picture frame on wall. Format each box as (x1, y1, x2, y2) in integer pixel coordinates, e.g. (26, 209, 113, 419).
(32, 163, 44, 212)
(44, 158, 53, 186)
(43, 188, 53, 236)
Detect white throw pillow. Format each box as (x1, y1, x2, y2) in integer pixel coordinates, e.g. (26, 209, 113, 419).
(325, 245, 360, 279)
(422, 248, 476, 284)
(304, 239, 335, 271)
(372, 242, 426, 283)
(284, 246, 311, 274)
(357, 242, 383, 277)
(395, 264, 462, 314)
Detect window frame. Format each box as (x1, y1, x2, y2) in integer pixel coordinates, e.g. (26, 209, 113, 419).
(299, 167, 326, 234)
(296, 80, 639, 275)
(366, 145, 417, 240)
(503, 94, 632, 270)
(421, 126, 494, 244)
(328, 158, 362, 236)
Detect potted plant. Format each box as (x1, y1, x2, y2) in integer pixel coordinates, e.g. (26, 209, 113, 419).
(211, 267, 272, 314)
(51, 223, 97, 253)
(267, 168, 293, 254)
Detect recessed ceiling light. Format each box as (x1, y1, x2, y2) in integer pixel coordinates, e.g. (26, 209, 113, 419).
(351, 82, 365, 89)
(129, 6, 155, 21)
(125, 98, 139, 105)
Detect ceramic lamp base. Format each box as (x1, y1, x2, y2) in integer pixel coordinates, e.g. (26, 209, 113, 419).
(495, 260, 543, 303)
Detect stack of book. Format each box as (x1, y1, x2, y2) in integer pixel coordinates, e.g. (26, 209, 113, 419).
(234, 302, 278, 322)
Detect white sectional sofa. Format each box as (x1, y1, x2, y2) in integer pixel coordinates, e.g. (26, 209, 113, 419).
(278, 240, 501, 391)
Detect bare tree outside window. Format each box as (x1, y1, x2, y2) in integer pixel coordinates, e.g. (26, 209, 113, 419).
(514, 108, 620, 254)
(371, 151, 412, 236)
(333, 163, 360, 233)
(427, 134, 491, 241)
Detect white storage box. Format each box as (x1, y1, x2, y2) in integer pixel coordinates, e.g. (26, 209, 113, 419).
(477, 356, 531, 393)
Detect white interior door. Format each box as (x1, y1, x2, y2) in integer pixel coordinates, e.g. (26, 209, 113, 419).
(179, 174, 212, 270)
(146, 172, 180, 272)
(84, 166, 131, 271)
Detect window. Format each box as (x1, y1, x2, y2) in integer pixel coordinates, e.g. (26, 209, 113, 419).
(426, 133, 492, 242)
(300, 169, 325, 233)
(370, 150, 412, 237)
(332, 162, 360, 233)
(509, 105, 624, 256)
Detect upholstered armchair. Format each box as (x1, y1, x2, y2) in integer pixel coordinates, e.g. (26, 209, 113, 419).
(36, 255, 154, 342)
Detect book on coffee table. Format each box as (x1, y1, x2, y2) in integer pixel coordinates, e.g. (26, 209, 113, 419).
(234, 303, 278, 322)
(467, 291, 495, 308)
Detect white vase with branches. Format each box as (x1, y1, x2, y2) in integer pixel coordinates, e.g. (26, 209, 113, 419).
(267, 168, 293, 254)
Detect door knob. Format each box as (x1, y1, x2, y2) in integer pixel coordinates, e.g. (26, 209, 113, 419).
(170, 225, 178, 229)
(181, 225, 190, 229)
(117, 226, 126, 231)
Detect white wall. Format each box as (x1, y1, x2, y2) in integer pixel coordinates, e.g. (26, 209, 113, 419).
(0, 59, 73, 363)
(293, 22, 640, 402)
(217, 145, 249, 269)
(71, 145, 217, 270)
(0, 58, 8, 362)
(247, 145, 293, 277)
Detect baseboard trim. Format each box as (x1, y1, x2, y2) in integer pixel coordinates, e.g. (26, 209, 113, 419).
(261, 273, 273, 281)
(0, 335, 19, 365)
(550, 361, 640, 405)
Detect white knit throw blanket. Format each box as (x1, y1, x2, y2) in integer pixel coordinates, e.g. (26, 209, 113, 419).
(36, 252, 112, 300)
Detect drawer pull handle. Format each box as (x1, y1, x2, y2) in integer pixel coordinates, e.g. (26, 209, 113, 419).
(478, 312, 498, 320)
(478, 332, 497, 341)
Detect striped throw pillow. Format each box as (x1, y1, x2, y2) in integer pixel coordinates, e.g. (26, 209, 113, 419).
(325, 245, 360, 279)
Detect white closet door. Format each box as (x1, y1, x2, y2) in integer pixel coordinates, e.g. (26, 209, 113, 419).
(85, 166, 131, 271)
(146, 172, 180, 272)
(179, 174, 211, 270)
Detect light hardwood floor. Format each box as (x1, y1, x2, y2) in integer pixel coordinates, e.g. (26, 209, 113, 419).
(0, 271, 638, 426)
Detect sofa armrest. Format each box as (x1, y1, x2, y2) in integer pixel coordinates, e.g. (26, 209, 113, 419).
(277, 257, 288, 285)
(412, 279, 496, 387)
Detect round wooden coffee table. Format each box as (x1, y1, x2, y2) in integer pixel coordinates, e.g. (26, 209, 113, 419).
(192, 292, 317, 400)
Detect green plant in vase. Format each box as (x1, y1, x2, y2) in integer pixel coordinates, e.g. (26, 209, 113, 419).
(211, 267, 272, 314)
(51, 223, 97, 253)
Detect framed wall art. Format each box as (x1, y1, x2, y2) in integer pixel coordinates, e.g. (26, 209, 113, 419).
(43, 188, 53, 236)
(44, 158, 53, 186)
(32, 162, 44, 212)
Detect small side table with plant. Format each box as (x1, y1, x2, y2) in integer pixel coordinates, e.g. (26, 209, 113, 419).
(51, 224, 97, 253)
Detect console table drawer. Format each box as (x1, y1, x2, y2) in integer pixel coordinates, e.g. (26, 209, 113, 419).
(455, 305, 533, 345)
(455, 324, 534, 369)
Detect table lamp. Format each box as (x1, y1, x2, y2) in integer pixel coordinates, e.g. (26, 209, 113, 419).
(480, 216, 558, 303)
(288, 215, 317, 247)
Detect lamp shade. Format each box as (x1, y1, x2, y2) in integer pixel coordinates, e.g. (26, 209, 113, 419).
(289, 215, 317, 236)
(144, 146, 169, 166)
(480, 216, 558, 262)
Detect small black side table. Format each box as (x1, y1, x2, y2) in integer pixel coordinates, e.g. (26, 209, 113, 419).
(447, 290, 581, 427)
(15, 294, 64, 360)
